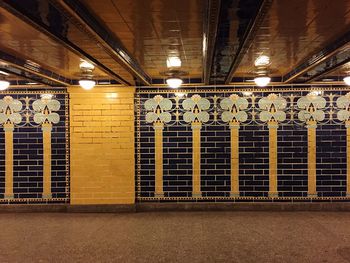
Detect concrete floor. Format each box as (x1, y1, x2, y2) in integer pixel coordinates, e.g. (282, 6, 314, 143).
(0, 212, 350, 263)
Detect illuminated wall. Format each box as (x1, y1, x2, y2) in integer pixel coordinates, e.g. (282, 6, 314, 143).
(69, 87, 135, 205)
(1, 87, 350, 206)
(0, 91, 68, 203)
(136, 88, 350, 202)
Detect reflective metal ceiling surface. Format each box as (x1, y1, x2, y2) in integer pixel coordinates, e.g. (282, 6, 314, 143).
(0, 6, 109, 80)
(235, 0, 350, 78)
(0, 0, 349, 87)
(81, 0, 204, 78)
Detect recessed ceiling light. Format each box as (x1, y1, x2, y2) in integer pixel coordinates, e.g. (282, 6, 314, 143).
(167, 57, 181, 68)
(254, 55, 270, 67)
(26, 82, 38, 85)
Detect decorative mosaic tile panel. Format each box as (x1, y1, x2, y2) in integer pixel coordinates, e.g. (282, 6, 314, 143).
(0, 91, 69, 203)
(136, 87, 349, 202)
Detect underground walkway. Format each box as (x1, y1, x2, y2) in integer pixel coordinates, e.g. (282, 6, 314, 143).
(0, 212, 349, 262)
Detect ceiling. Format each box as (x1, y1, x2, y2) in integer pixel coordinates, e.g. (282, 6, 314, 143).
(0, 0, 349, 88)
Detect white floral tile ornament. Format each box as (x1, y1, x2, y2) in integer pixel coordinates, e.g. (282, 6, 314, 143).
(182, 94, 210, 123)
(336, 92, 350, 122)
(33, 96, 60, 124)
(258, 93, 287, 123)
(297, 93, 326, 123)
(0, 96, 23, 125)
(220, 94, 249, 123)
(145, 95, 173, 124)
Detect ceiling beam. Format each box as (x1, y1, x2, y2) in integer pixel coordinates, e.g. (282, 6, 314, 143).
(305, 55, 350, 83)
(57, 0, 152, 85)
(224, 0, 272, 84)
(283, 30, 350, 83)
(202, 0, 221, 85)
(0, 50, 72, 86)
(0, 67, 58, 86)
(0, 0, 131, 86)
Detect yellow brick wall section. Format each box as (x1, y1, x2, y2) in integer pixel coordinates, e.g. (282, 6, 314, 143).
(68, 87, 135, 204)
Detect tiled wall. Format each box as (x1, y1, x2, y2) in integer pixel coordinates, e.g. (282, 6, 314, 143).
(1, 87, 348, 205)
(136, 88, 349, 202)
(69, 87, 135, 205)
(0, 91, 68, 203)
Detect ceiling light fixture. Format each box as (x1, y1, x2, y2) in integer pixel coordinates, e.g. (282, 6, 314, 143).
(79, 60, 95, 90)
(160, 69, 188, 89)
(253, 54, 271, 87)
(166, 77, 183, 89)
(0, 80, 10, 90)
(254, 76, 271, 87)
(344, 76, 350, 86)
(0, 70, 10, 90)
(167, 57, 182, 68)
(254, 55, 270, 67)
(79, 79, 96, 90)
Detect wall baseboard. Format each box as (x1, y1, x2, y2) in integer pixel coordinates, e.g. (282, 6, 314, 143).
(0, 204, 135, 213)
(1, 202, 350, 213)
(135, 202, 350, 212)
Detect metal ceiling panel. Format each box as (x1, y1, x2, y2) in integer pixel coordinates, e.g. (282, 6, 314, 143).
(81, 0, 204, 79)
(209, 0, 265, 84)
(235, 0, 350, 82)
(1, 0, 134, 85)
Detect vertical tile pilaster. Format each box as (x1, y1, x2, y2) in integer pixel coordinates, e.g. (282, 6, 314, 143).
(268, 120, 278, 197)
(346, 120, 350, 197)
(229, 121, 240, 197)
(307, 120, 317, 197)
(191, 121, 202, 197)
(42, 122, 53, 199)
(4, 123, 14, 199)
(153, 121, 164, 197)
